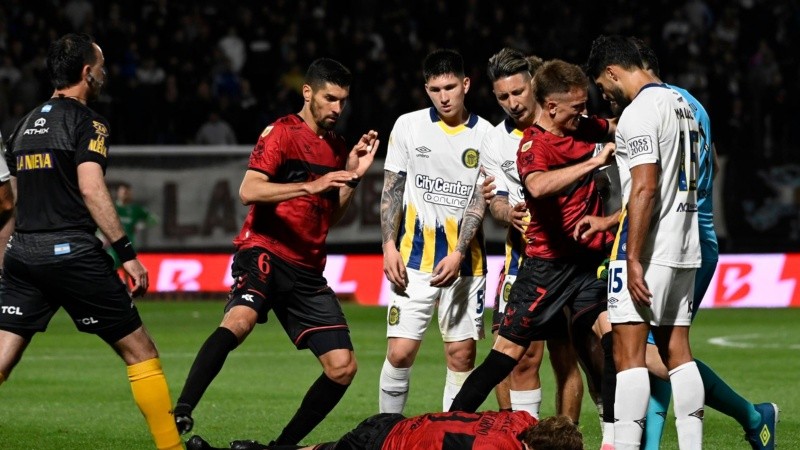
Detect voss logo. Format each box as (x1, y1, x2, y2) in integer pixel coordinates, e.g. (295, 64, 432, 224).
(628, 135, 653, 157)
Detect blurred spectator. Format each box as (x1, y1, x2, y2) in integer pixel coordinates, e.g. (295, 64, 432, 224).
(195, 111, 236, 145)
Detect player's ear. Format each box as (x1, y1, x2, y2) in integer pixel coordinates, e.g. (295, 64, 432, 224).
(462, 76, 471, 94)
(302, 84, 312, 103)
(605, 66, 618, 82)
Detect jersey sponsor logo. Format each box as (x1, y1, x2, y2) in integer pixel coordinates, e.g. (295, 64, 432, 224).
(388, 305, 400, 325)
(76, 317, 99, 325)
(416, 174, 472, 207)
(34, 118, 46, 127)
(501, 160, 515, 173)
(461, 148, 479, 168)
(23, 127, 49, 135)
(92, 121, 109, 137)
(628, 135, 653, 158)
(89, 135, 108, 157)
(415, 146, 431, 158)
(16, 152, 54, 171)
(676, 202, 698, 212)
(0, 306, 23, 315)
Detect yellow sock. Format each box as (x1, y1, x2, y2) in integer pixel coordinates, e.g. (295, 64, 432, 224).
(127, 358, 184, 450)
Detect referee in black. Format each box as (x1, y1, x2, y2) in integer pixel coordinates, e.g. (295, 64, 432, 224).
(0, 33, 184, 450)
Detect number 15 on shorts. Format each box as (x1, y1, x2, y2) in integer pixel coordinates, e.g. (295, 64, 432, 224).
(606, 260, 627, 311)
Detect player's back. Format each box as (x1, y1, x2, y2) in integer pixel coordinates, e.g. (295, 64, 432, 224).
(384, 107, 492, 275)
(613, 85, 701, 267)
(382, 410, 535, 450)
(6, 97, 109, 233)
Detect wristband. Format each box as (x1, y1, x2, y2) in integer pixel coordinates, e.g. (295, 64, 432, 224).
(111, 235, 137, 263)
(346, 177, 361, 188)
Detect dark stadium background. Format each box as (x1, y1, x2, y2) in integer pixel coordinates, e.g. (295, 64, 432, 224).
(0, 0, 798, 253)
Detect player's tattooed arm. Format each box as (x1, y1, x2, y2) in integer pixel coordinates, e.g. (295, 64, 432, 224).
(380, 170, 406, 246)
(488, 194, 512, 224)
(455, 185, 487, 255)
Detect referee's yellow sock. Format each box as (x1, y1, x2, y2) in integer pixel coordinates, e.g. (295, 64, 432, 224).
(128, 358, 184, 450)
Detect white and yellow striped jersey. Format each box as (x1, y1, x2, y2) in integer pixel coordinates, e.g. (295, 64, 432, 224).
(384, 107, 492, 276)
(612, 84, 701, 268)
(480, 117, 526, 276)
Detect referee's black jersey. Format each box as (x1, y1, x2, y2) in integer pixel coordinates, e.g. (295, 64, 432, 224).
(5, 97, 110, 233)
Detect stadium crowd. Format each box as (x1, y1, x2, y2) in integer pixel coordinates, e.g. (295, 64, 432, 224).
(0, 0, 797, 251)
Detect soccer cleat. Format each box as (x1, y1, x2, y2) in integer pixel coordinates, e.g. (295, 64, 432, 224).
(185, 435, 213, 450)
(744, 402, 779, 450)
(174, 402, 195, 435)
(229, 439, 271, 450)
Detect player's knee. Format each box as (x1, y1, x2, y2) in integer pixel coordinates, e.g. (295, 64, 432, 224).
(220, 308, 257, 340)
(325, 358, 357, 384)
(386, 347, 416, 368)
(445, 347, 476, 371)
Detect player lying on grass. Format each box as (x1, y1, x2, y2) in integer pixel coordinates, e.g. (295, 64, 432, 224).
(184, 411, 583, 450)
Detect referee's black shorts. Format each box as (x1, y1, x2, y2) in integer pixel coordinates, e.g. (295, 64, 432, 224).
(0, 231, 142, 343)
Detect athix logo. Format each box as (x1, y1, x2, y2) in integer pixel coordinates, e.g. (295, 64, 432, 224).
(415, 174, 472, 207)
(34, 118, 46, 127)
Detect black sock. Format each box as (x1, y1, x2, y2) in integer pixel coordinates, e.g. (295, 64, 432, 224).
(601, 332, 616, 424)
(449, 349, 517, 413)
(177, 327, 239, 409)
(275, 373, 350, 445)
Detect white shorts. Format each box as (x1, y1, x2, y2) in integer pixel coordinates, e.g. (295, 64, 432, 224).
(606, 260, 695, 327)
(497, 274, 517, 318)
(386, 268, 486, 342)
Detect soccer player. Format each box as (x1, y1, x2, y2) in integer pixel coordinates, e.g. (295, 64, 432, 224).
(379, 49, 492, 413)
(449, 60, 618, 425)
(109, 182, 157, 268)
(185, 412, 584, 450)
(628, 37, 778, 450)
(586, 35, 705, 449)
(480, 48, 584, 420)
(173, 58, 379, 446)
(0, 33, 183, 450)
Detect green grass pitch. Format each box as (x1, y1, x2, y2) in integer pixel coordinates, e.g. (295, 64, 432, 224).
(0, 301, 797, 449)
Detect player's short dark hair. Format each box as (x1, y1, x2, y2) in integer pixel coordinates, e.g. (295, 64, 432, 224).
(47, 33, 97, 90)
(533, 59, 589, 104)
(585, 34, 644, 79)
(423, 49, 465, 81)
(520, 416, 583, 450)
(628, 36, 660, 77)
(305, 58, 352, 90)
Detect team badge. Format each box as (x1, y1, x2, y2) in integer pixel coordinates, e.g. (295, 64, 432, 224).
(461, 148, 479, 168)
(520, 141, 532, 153)
(503, 282, 512, 302)
(260, 125, 274, 137)
(388, 305, 400, 325)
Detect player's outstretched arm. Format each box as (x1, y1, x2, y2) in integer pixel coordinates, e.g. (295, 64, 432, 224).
(239, 169, 357, 206)
(381, 170, 407, 289)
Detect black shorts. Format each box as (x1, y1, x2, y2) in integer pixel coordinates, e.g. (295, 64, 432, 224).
(0, 231, 142, 343)
(335, 413, 405, 450)
(499, 255, 606, 346)
(226, 247, 350, 350)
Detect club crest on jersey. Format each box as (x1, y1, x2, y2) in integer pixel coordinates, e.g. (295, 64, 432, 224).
(388, 305, 400, 326)
(461, 148, 479, 168)
(520, 141, 532, 153)
(261, 125, 274, 137)
(503, 282, 512, 302)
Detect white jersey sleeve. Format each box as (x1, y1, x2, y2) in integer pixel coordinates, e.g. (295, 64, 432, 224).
(384, 114, 411, 174)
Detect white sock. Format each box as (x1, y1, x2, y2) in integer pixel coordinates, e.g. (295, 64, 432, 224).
(379, 359, 411, 413)
(510, 388, 542, 418)
(443, 368, 473, 411)
(670, 361, 704, 450)
(614, 367, 650, 450)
